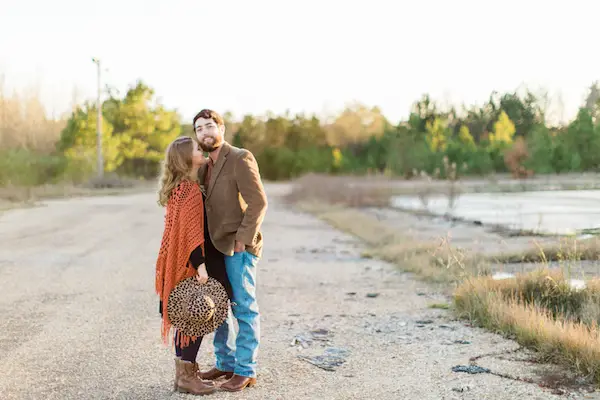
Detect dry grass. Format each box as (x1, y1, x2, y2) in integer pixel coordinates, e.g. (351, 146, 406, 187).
(0, 83, 70, 189)
(455, 268, 600, 322)
(455, 270, 600, 383)
(0, 82, 66, 152)
(284, 174, 395, 208)
(490, 237, 600, 264)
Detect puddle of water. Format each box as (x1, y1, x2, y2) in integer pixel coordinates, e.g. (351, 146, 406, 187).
(568, 279, 586, 290)
(391, 190, 600, 235)
(492, 272, 516, 280)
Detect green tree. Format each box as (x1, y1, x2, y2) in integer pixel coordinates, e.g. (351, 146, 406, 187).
(526, 125, 555, 173)
(498, 91, 543, 137)
(565, 108, 600, 171)
(386, 125, 429, 177)
(233, 114, 266, 154)
(57, 104, 117, 176)
(284, 114, 327, 151)
(58, 81, 181, 178)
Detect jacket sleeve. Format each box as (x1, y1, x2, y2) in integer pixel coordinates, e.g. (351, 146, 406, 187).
(235, 150, 268, 246)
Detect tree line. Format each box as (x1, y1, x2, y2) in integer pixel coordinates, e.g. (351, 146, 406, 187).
(2, 80, 600, 186)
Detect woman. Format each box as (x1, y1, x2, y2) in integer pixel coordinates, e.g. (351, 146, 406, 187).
(155, 136, 232, 395)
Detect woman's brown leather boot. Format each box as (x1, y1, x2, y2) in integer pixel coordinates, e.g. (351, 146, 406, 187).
(174, 357, 182, 391)
(175, 359, 216, 395)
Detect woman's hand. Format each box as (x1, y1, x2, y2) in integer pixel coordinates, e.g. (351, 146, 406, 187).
(196, 263, 209, 284)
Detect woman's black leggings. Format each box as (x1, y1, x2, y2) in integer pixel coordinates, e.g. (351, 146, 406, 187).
(175, 330, 202, 362)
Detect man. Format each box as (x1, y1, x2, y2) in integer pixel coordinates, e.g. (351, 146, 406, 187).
(193, 109, 268, 392)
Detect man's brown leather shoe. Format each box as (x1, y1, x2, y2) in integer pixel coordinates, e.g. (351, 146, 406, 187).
(220, 374, 257, 392)
(198, 367, 234, 381)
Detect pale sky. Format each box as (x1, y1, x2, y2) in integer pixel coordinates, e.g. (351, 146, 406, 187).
(1, 0, 599, 125)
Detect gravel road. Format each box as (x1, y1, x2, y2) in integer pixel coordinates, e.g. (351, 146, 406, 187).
(0, 183, 597, 399)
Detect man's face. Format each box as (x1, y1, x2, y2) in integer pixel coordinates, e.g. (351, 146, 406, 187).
(194, 117, 224, 152)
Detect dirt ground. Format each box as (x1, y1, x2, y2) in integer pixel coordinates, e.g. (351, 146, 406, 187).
(0, 183, 598, 399)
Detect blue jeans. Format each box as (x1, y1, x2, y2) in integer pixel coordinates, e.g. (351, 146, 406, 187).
(213, 250, 260, 378)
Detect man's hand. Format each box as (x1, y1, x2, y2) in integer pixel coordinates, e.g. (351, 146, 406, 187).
(196, 263, 209, 284)
(234, 240, 245, 253)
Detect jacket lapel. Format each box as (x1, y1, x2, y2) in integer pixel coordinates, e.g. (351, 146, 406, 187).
(207, 142, 231, 199)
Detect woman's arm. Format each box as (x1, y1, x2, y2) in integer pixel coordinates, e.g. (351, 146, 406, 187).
(190, 245, 209, 283)
(189, 245, 205, 270)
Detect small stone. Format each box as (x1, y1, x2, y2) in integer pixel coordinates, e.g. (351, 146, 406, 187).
(415, 319, 434, 325)
(451, 365, 490, 374)
(454, 339, 471, 345)
(452, 386, 471, 392)
(310, 329, 330, 340)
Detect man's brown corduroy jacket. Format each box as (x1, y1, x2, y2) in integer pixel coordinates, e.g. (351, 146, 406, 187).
(198, 141, 268, 258)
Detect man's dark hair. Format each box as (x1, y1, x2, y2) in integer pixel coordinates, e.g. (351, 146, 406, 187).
(193, 109, 225, 129)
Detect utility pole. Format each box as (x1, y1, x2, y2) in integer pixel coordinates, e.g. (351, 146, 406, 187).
(92, 57, 104, 179)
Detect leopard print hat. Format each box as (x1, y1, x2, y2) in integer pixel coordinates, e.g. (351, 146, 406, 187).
(167, 276, 230, 338)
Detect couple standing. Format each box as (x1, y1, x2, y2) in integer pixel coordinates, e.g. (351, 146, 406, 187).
(155, 109, 267, 395)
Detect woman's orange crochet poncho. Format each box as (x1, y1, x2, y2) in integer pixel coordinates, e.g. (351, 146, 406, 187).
(155, 179, 205, 347)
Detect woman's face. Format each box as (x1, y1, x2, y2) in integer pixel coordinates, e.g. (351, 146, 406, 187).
(191, 140, 206, 167)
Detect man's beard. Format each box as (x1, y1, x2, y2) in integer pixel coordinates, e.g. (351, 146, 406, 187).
(199, 136, 223, 152)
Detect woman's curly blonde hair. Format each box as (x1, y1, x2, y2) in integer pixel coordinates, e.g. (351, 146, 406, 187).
(157, 136, 196, 206)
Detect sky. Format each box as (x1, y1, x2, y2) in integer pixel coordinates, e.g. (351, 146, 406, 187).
(1, 0, 599, 125)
